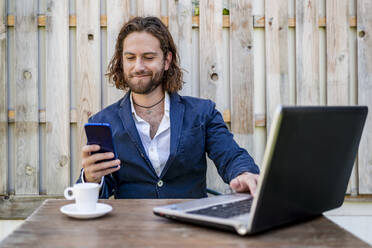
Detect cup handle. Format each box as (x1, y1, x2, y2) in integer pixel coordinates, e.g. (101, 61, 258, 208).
(64, 187, 75, 200)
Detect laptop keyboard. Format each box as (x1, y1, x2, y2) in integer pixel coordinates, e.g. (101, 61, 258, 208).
(187, 198, 253, 218)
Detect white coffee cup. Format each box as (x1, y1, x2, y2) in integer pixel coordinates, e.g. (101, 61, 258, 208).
(64, 183, 99, 212)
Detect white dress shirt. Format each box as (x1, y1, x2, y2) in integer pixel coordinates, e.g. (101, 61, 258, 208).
(130, 92, 171, 177)
(81, 92, 171, 183)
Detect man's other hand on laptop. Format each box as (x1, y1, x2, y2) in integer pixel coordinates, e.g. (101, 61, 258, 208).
(230, 172, 259, 197)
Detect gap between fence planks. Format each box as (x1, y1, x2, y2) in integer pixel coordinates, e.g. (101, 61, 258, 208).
(6, 15, 358, 28)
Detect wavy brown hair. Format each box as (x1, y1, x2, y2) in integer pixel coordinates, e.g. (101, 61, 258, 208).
(106, 16, 183, 93)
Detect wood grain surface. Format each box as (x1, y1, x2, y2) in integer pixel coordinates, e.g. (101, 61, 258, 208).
(326, 0, 349, 105)
(0, 195, 60, 219)
(105, 0, 130, 107)
(0, 0, 7, 195)
(137, 0, 161, 18)
(45, 0, 70, 195)
(199, 0, 226, 111)
(168, 0, 193, 96)
(0, 199, 370, 247)
(200, 0, 230, 194)
(76, 0, 101, 178)
(265, 0, 289, 133)
(14, 0, 39, 195)
(229, 0, 254, 154)
(357, 0, 372, 194)
(296, 0, 320, 105)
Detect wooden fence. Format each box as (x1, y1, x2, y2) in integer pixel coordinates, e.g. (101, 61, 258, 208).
(0, 0, 372, 218)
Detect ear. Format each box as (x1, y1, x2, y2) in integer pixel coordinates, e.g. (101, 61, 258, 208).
(164, 52, 172, 71)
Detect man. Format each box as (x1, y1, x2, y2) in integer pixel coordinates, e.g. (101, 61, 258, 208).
(78, 16, 259, 198)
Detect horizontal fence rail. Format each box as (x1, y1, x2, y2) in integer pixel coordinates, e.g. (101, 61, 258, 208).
(6, 15, 358, 28)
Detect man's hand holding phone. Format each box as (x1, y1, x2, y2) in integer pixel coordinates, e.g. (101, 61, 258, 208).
(81, 145, 121, 183)
(82, 123, 121, 183)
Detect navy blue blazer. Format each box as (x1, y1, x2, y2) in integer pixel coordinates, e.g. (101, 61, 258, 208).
(77, 92, 259, 198)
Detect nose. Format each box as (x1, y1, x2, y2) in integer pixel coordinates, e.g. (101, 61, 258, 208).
(133, 58, 145, 72)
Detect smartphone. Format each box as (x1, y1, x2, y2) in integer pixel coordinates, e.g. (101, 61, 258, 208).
(84, 123, 119, 167)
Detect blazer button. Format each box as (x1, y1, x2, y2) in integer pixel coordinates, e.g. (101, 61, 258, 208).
(157, 180, 164, 187)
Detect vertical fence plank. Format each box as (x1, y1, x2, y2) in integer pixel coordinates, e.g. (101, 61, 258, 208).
(168, 0, 193, 96)
(327, 0, 349, 105)
(296, 0, 320, 105)
(230, 0, 254, 152)
(14, 0, 39, 194)
(200, 0, 226, 110)
(137, 0, 161, 17)
(347, 0, 358, 195)
(326, 0, 353, 194)
(76, 0, 101, 178)
(265, 0, 289, 132)
(357, 0, 372, 194)
(106, 0, 130, 107)
(191, 28, 200, 98)
(200, 0, 230, 193)
(45, 0, 70, 194)
(69, 0, 78, 184)
(0, 0, 7, 194)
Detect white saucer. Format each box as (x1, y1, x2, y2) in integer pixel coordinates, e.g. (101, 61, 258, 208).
(60, 203, 112, 219)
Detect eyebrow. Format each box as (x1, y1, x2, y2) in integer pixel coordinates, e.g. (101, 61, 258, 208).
(123, 52, 158, 56)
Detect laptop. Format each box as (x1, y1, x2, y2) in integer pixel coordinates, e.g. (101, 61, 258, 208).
(153, 106, 368, 235)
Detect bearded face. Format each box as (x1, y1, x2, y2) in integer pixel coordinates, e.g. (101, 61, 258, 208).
(122, 31, 171, 95)
(123, 61, 165, 95)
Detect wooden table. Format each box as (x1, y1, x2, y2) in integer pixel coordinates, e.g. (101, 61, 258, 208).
(0, 199, 370, 248)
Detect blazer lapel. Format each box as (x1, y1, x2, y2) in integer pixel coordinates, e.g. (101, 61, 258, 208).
(118, 92, 156, 174)
(160, 93, 184, 178)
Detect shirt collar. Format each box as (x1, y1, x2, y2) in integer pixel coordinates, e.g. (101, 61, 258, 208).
(130, 91, 170, 122)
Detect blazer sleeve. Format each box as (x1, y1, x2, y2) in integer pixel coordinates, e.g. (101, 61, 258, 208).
(205, 101, 260, 183)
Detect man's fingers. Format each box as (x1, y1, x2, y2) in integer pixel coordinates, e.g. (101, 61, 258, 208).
(230, 172, 259, 195)
(247, 179, 257, 196)
(84, 159, 121, 182)
(82, 145, 100, 158)
(235, 177, 252, 193)
(97, 159, 121, 171)
(93, 165, 121, 179)
(242, 174, 259, 195)
(230, 178, 242, 191)
(85, 159, 121, 173)
(83, 152, 115, 168)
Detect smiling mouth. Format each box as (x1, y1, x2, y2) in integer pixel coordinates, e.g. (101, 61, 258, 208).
(131, 75, 151, 78)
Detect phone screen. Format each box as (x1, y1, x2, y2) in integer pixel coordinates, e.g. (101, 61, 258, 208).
(84, 123, 118, 165)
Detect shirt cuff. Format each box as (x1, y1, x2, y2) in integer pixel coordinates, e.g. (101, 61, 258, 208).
(81, 168, 104, 187)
